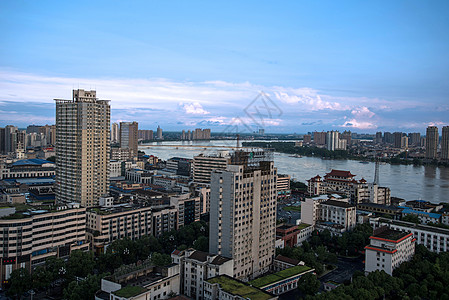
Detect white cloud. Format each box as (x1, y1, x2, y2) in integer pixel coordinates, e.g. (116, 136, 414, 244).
(342, 119, 377, 130)
(180, 102, 210, 115)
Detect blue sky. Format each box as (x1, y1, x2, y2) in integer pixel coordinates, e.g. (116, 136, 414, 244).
(1, 1, 448, 133)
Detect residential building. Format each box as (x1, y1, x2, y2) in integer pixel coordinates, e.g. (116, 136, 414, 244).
(166, 157, 192, 177)
(152, 206, 178, 237)
(401, 136, 408, 149)
(272, 255, 301, 272)
(277, 174, 291, 199)
(442, 126, 449, 161)
(170, 194, 201, 227)
(55, 89, 110, 207)
(364, 226, 415, 276)
(111, 122, 119, 143)
(192, 152, 230, 184)
(119, 121, 138, 158)
(303, 134, 311, 144)
(319, 200, 357, 232)
(0, 205, 87, 288)
(97, 262, 180, 300)
(204, 275, 277, 300)
(209, 150, 277, 280)
(393, 132, 403, 148)
(408, 132, 421, 147)
(172, 249, 233, 300)
(156, 125, 163, 139)
(425, 126, 439, 159)
(111, 147, 131, 160)
(370, 217, 449, 253)
(86, 204, 153, 253)
(138, 129, 154, 141)
(375, 132, 382, 144)
(326, 131, 347, 151)
(313, 131, 326, 145)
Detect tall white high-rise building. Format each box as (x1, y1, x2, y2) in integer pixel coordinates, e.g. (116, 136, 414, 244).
(111, 122, 119, 143)
(209, 150, 277, 280)
(55, 89, 110, 207)
(157, 125, 163, 139)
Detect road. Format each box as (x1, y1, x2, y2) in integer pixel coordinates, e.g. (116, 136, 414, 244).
(319, 256, 364, 287)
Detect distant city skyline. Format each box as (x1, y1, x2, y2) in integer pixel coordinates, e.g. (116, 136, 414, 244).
(1, 1, 448, 133)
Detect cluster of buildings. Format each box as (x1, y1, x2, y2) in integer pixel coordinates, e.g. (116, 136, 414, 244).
(181, 128, 211, 140)
(299, 126, 449, 163)
(0, 89, 308, 300)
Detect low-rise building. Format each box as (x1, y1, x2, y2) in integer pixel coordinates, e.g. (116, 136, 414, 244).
(400, 207, 441, 224)
(249, 265, 315, 295)
(277, 174, 291, 199)
(365, 226, 415, 276)
(170, 194, 201, 227)
(204, 275, 277, 300)
(319, 200, 356, 231)
(171, 249, 233, 300)
(0, 204, 87, 288)
(272, 255, 301, 272)
(0, 159, 55, 179)
(370, 217, 449, 253)
(86, 204, 153, 254)
(96, 262, 180, 300)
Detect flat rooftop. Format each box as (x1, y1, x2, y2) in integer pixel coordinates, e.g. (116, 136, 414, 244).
(207, 275, 272, 300)
(249, 265, 313, 288)
(372, 227, 410, 241)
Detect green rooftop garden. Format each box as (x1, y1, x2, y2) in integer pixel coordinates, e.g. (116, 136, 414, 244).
(113, 286, 147, 298)
(283, 206, 301, 212)
(207, 276, 272, 300)
(249, 265, 313, 288)
(297, 223, 311, 230)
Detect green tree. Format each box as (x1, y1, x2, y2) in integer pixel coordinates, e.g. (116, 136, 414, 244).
(66, 250, 95, 279)
(402, 214, 420, 224)
(193, 236, 209, 252)
(63, 273, 107, 300)
(151, 252, 172, 266)
(6, 268, 32, 298)
(32, 265, 52, 289)
(298, 273, 320, 296)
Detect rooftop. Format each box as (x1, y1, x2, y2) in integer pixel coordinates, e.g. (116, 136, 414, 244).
(274, 255, 300, 266)
(11, 159, 54, 167)
(372, 227, 410, 241)
(322, 200, 354, 208)
(249, 265, 313, 288)
(207, 275, 272, 300)
(377, 217, 449, 236)
(113, 286, 147, 298)
(325, 169, 355, 178)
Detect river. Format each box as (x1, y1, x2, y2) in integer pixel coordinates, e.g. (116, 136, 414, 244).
(140, 140, 449, 204)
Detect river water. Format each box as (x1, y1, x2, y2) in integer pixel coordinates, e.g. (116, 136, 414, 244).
(140, 140, 449, 204)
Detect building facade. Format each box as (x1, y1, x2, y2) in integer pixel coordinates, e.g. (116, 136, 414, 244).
(365, 227, 415, 276)
(441, 126, 449, 161)
(55, 89, 110, 207)
(119, 121, 138, 158)
(425, 126, 439, 159)
(209, 151, 277, 280)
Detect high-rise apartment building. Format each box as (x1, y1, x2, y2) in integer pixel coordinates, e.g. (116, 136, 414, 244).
(209, 150, 277, 280)
(441, 126, 449, 161)
(393, 132, 403, 148)
(326, 131, 346, 151)
(384, 132, 393, 144)
(111, 122, 119, 143)
(157, 125, 163, 139)
(313, 131, 326, 145)
(55, 89, 110, 207)
(120, 121, 138, 158)
(408, 132, 421, 147)
(375, 132, 382, 144)
(425, 126, 439, 159)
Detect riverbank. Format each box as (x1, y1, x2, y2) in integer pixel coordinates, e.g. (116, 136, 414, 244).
(243, 141, 449, 168)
